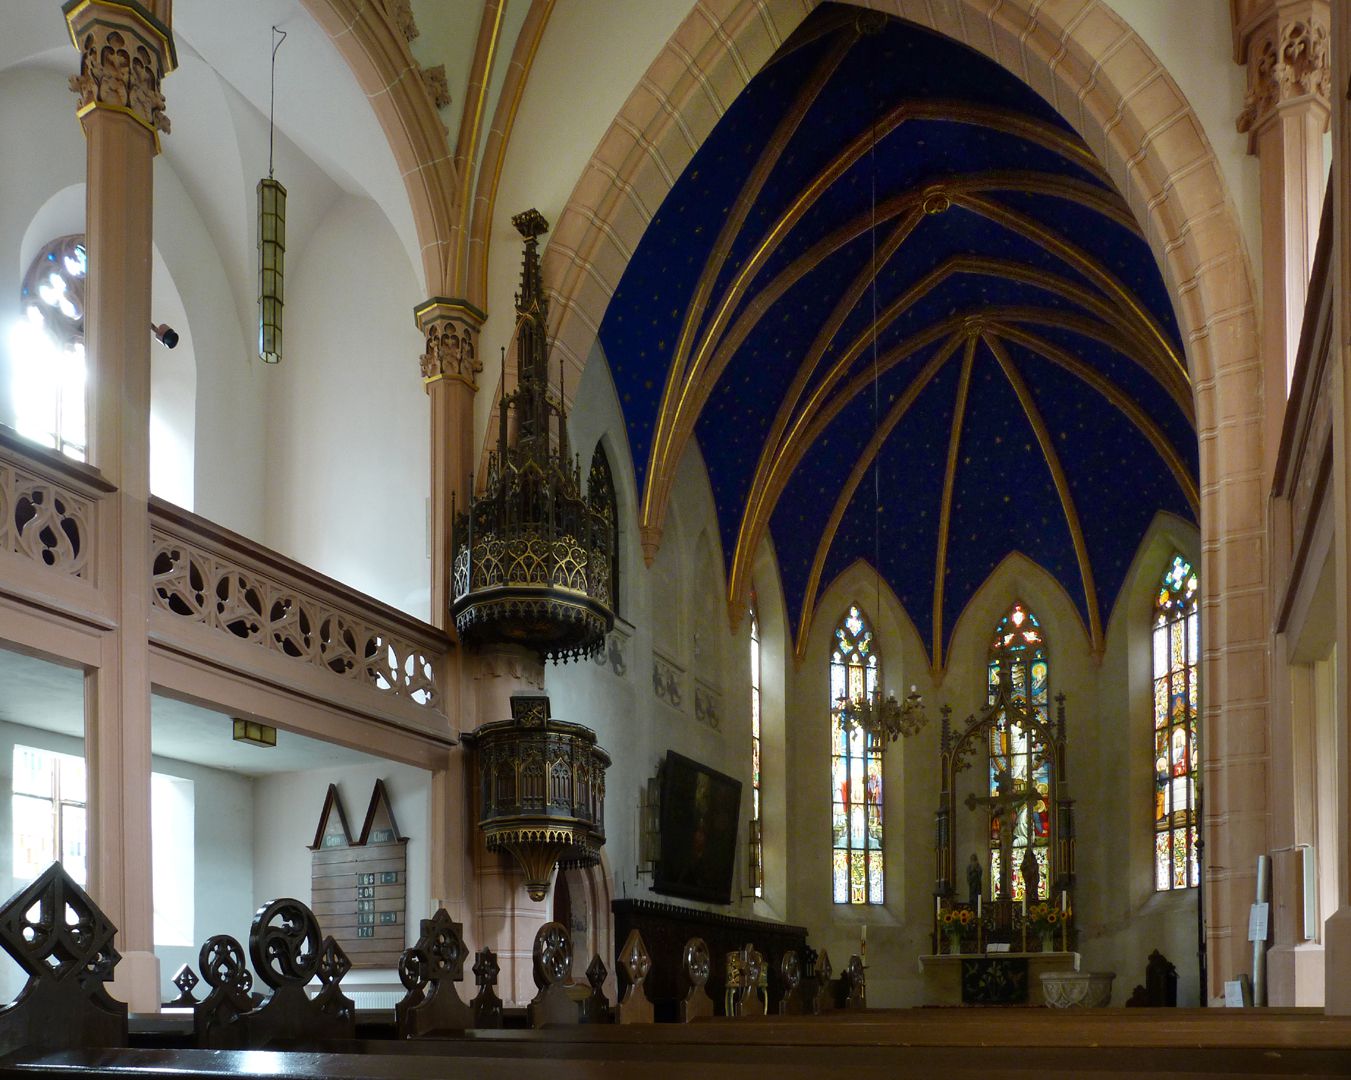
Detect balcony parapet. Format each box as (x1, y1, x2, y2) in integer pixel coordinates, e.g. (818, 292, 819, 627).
(0, 425, 114, 580)
(149, 497, 454, 738)
(0, 426, 116, 635)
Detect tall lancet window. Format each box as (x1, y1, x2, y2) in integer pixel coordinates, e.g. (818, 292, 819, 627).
(831, 605, 883, 905)
(749, 600, 763, 898)
(987, 601, 1051, 901)
(1153, 554, 1200, 890)
(588, 443, 619, 617)
(12, 236, 87, 460)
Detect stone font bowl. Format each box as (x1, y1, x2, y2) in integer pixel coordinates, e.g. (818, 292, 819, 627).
(1041, 970, 1115, 1008)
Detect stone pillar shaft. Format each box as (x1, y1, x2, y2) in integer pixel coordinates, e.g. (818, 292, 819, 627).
(1234, 0, 1329, 478)
(66, 0, 176, 1013)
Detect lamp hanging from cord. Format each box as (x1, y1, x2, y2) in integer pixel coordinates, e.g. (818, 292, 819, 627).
(836, 45, 928, 744)
(257, 25, 287, 364)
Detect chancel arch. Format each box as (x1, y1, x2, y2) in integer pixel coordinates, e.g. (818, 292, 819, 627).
(545, 0, 1260, 996)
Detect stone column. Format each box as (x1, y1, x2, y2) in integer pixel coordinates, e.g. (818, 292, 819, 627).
(417, 297, 484, 630)
(418, 297, 484, 980)
(1234, 0, 1330, 1007)
(470, 646, 551, 1007)
(1324, 0, 1351, 1016)
(1234, 0, 1330, 479)
(65, 0, 176, 1012)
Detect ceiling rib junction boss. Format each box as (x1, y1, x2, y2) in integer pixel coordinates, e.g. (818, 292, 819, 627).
(598, 6, 1196, 674)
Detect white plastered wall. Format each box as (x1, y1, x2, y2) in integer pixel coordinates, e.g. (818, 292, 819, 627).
(251, 760, 431, 987)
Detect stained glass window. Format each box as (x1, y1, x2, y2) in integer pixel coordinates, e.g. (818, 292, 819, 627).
(1153, 554, 1199, 891)
(11, 235, 87, 460)
(831, 605, 883, 905)
(986, 601, 1051, 901)
(749, 601, 763, 898)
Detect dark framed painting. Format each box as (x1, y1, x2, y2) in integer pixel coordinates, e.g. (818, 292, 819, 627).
(654, 751, 743, 904)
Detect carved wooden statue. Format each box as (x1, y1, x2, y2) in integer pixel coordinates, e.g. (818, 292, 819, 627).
(679, 936, 715, 1022)
(616, 928, 654, 1024)
(395, 909, 473, 1037)
(0, 862, 128, 1053)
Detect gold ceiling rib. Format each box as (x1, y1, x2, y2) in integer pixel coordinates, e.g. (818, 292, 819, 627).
(694, 205, 924, 415)
(644, 33, 854, 543)
(956, 194, 1188, 392)
(693, 170, 1144, 433)
(747, 301, 1144, 559)
(989, 322, 1200, 513)
(669, 177, 1174, 584)
(762, 9, 869, 73)
(753, 315, 978, 528)
(948, 256, 1180, 382)
(978, 305, 1193, 420)
(724, 212, 926, 621)
(930, 333, 978, 677)
(776, 312, 1195, 664)
(452, 0, 505, 293)
(641, 100, 1124, 544)
(725, 272, 1169, 623)
(789, 333, 967, 659)
(985, 333, 1104, 659)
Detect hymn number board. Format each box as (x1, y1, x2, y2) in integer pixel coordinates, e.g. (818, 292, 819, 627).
(309, 780, 408, 969)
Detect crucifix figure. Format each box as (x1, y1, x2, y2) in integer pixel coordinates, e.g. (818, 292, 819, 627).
(964, 765, 1040, 900)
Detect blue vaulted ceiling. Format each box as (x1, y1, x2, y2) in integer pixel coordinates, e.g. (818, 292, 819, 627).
(596, 5, 1196, 668)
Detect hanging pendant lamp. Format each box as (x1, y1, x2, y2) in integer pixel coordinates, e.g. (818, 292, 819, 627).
(258, 26, 287, 364)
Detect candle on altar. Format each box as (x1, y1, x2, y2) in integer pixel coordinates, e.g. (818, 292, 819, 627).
(977, 894, 982, 918)
(1061, 889, 1068, 913)
(936, 895, 941, 920)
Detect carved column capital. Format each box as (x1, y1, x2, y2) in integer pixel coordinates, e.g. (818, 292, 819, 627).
(1234, 0, 1330, 150)
(65, 0, 177, 149)
(416, 297, 485, 390)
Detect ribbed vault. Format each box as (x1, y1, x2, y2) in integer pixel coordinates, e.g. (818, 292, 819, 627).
(597, 6, 1197, 675)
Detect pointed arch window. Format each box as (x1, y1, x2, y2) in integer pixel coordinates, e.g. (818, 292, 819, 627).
(749, 599, 763, 898)
(11, 236, 87, 460)
(588, 443, 619, 616)
(987, 601, 1051, 901)
(1153, 554, 1199, 890)
(831, 605, 883, 905)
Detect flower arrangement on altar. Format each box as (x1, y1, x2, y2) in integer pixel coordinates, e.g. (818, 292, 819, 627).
(940, 906, 977, 931)
(1026, 900, 1072, 950)
(939, 905, 976, 953)
(1025, 902, 1066, 931)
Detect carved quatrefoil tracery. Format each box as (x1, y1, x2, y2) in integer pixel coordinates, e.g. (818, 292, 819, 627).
(150, 533, 439, 708)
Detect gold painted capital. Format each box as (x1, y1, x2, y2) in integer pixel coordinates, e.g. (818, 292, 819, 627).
(1233, 0, 1330, 150)
(417, 297, 485, 390)
(65, 0, 176, 149)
